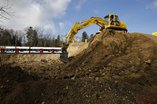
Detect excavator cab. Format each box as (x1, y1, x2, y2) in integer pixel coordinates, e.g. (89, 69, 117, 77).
(104, 14, 119, 25)
(104, 14, 127, 31)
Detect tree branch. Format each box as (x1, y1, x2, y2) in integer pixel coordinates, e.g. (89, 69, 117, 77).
(0, 0, 10, 20)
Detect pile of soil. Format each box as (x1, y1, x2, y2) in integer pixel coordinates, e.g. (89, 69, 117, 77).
(54, 30, 157, 103)
(58, 30, 157, 82)
(67, 42, 89, 57)
(1, 30, 157, 104)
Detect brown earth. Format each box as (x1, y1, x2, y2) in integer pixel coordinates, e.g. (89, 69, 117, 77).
(57, 30, 157, 80)
(67, 42, 89, 57)
(1, 30, 157, 104)
(0, 54, 64, 79)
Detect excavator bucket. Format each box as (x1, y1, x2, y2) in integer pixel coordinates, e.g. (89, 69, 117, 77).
(60, 44, 69, 63)
(60, 52, 69, 63)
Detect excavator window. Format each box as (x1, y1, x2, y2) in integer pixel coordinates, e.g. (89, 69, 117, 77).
(115, 15, 119, 21)
(104, 15, 109, 19)
(109, 15, 120, 26)
(115, 15, 120, 26)
(110, 15, 114, 25)
(104, 17, 109, 25)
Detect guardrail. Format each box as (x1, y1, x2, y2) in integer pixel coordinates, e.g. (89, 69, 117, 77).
(0, 46, 62, 54)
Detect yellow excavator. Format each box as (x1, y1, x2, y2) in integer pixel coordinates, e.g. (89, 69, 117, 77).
(152, 32, 157, 36)
(60, 13, 127, 62)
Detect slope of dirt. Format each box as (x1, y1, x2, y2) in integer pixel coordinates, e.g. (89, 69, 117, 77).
(145, 34, 157, 43)
(67, 42, 89, 57)
(54, 30, 157, 103)
(0, 64, 39, 104)
(58, 30, 157, 82)
(0, 54, 64, 79)
(1, 30, 157, 104)
(8, 54, 60, 62)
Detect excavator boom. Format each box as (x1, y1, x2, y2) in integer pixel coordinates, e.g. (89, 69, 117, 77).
(66, 17, 106, 45)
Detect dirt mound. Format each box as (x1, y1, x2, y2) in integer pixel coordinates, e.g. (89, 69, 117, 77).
(145, 34, 157, 43)
(54, 30, 157, 103)
(58, 30, 157, 82)
(67, 42, 89, 57)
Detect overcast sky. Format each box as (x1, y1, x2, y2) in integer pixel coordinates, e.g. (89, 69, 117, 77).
(0, 0, 157, 36)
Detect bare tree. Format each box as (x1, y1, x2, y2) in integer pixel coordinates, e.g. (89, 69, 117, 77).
(0, 0, 10, 20)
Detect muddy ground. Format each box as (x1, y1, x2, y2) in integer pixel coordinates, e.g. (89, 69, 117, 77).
(1, 30, 157, 104)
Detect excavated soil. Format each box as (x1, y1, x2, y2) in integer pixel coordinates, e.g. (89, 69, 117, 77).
(1, 30, 157, 104)
(67, 42, 89, 57)
(58, 30, 157, 81)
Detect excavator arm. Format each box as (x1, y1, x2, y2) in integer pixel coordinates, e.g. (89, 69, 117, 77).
(66, 17, 106, 45)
